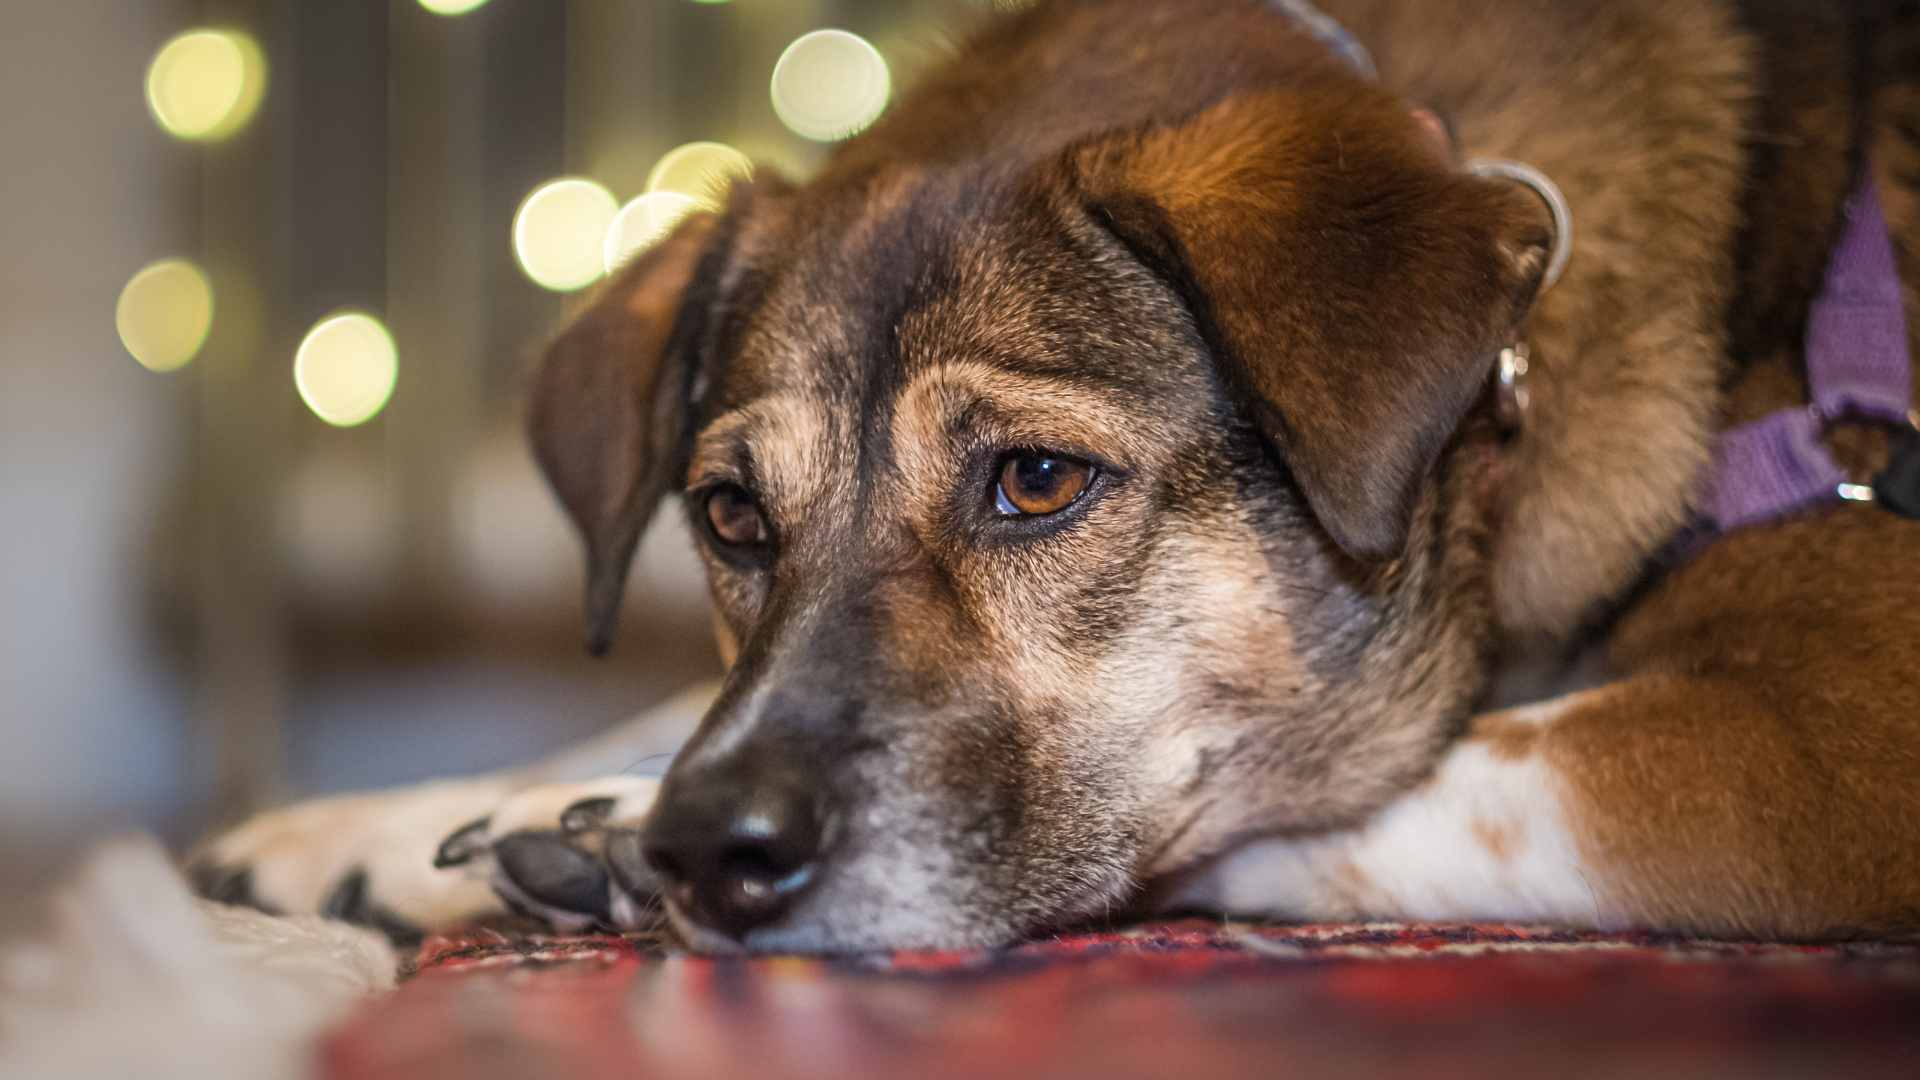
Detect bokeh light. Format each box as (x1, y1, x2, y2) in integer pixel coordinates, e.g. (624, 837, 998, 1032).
(294, 314, 398, 427)
(646, 142, 753, 211)
(513, 178, 619, 291)
(115, 260, 214, 373)
(771, 30, 890, 142)
(145, 30, 266, 141)
(418, 0, 492, 14)
(604, 192, 700, 273)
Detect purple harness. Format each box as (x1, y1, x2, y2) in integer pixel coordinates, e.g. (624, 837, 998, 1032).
(1694, 166, 1919, 542)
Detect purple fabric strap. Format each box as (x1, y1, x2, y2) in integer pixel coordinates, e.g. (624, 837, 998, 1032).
(1709, 410, 1847, 529)
(1806, 170, 1913, 425)
(1706, 166, 1913, 531)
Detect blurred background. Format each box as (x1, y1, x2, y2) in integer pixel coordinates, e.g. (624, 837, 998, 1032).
(0, 0, 970, 927)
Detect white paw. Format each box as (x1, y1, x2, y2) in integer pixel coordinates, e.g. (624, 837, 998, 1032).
(432, 777, 663, 934)
(190, 777, 518, 944)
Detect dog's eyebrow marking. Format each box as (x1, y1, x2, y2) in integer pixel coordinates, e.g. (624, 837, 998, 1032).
(891, 361, 1158, 476)
(687, 394, 839, 522)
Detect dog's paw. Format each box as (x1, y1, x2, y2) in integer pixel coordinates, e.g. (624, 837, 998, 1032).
(188, 777, 518, 946)
(432, 777, 663, 934)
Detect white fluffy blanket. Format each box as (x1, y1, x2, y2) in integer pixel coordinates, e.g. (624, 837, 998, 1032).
(0, 835, 396, 1080)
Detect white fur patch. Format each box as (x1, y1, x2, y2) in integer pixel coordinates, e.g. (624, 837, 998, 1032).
(486, 776, 660, 835)
(1183, 693, 1614, 928)
(205, 776, 515, 926)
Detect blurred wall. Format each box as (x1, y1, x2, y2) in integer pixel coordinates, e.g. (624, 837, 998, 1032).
(0, 0, 955, 872)
(0, 1, 191, 837)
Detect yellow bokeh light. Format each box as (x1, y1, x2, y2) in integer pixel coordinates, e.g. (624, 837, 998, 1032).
(418, 0, 491, 14)
(514, 178, 619, 291)
(295, 313, 398, 427)
(771, 30, 890, 142)
(604, 192, 700, 274)
(646, 142, 753, 211)
(116, 260, 214, 372)
(145, 30, 266, 141)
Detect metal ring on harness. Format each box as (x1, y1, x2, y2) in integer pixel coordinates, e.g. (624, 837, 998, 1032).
(1465, 158, 1573, 294)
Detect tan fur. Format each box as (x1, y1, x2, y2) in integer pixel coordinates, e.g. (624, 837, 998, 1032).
(1551, 508, 1920, 938)
(1471, 816, 1519, 866)
(688, 395, 839, 525)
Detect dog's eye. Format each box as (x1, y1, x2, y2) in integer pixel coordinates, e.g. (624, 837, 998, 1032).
(995, 451, 1092, 516)
(706, 484, 769, 546)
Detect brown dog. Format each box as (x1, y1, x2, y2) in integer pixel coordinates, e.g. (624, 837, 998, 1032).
(199, 0, 1920, 950)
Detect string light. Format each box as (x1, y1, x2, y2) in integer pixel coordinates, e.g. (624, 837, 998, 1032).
(771, 30, 890, 142)
(514, 178, 619, 291)
(604, 192, 700, 274)
(145, 30, 266, 141)
(646, 142, 753, 211)
(116, 260, 214, 372)
(294, 314, 398, 427)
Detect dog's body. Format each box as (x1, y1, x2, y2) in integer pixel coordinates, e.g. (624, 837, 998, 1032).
(199, 0, 1920, 949)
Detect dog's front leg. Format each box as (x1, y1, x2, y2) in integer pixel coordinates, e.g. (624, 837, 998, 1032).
(190, 682, 714, 943)
(1187, 672, 1920, 940)
(1183, 692, 1612, 929)
(190, 776, 522, 944)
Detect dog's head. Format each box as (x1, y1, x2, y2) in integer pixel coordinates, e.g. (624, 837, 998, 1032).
(528, 9, 1549, 951)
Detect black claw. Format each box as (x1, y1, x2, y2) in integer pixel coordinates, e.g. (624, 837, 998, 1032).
(604, 827, 659, 899)
(322, 866, 427, 949)
(493, 832, 612, 921)
(434, 816, 493, 869)
(559, 797, 619, 836)
(188, 861, 281, 916)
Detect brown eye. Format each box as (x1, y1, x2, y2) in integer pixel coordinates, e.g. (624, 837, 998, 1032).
(706, 484, 769, 546)
(995, 451, 1092, 516)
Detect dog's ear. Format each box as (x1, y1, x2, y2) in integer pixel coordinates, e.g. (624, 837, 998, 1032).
(1065, 91, 1551, 558)
(526, 212, 721, 655)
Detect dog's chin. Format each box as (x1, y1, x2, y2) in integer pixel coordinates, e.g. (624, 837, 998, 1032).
(663, 906, 749, 954)
(658, 838, 1145, 954)
(660, 893, 1031, 955)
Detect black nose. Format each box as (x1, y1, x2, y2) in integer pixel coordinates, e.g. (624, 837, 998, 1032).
(642, 750, 828, 941)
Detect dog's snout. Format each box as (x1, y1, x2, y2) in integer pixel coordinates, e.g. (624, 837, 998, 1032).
(642, 752, 828, 941)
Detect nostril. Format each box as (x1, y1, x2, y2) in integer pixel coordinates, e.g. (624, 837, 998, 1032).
(723, 843, 780, 885)
(721, 842, 816, 898)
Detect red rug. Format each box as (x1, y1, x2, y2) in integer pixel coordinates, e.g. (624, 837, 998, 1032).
(322, 921, 1920, 1079)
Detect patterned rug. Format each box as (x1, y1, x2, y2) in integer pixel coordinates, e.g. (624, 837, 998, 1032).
(322, 921, 1920, 1079)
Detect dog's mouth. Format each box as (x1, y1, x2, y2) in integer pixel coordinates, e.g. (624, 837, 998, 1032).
(649, 872, 1122, 955)
(663, 903, 755, 954)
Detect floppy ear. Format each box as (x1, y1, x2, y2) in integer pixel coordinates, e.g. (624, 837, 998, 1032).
(1066, 90, 1551, 558)
(526, 212, 720, 655)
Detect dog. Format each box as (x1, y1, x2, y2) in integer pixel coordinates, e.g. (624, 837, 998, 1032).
(195, 0, 1920, 951)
